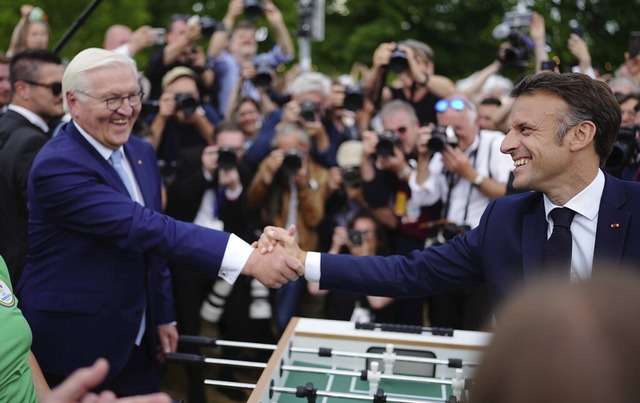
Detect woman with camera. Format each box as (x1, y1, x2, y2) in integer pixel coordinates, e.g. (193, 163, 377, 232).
(308, 212, 403, 323)
(363, 39, 456, 126)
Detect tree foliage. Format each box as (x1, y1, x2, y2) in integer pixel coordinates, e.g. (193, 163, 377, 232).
(0, 0, 637, 82)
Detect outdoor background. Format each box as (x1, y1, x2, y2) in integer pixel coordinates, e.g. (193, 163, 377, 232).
(0, 0, 636, 86)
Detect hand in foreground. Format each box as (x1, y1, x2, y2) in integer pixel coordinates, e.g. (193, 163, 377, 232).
(243, 243, 303, 288)
(43, 358, 171, 403)
(257, 225, 307, 266)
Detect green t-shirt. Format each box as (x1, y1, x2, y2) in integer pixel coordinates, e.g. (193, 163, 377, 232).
(0, 256, 37, 403)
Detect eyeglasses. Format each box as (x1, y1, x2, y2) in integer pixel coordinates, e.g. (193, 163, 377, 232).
(75, 91, 144, 111)
(435, 98, 466, 113)
(387, 126, 408, 135)
(22, 80, 62, 96)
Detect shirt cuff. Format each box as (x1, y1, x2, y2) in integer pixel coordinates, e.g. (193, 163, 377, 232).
(225, 184, 243, 201)
(202, 169, 214, 182)
(304, 252, 322, 282)
(219, 233, 253, 284)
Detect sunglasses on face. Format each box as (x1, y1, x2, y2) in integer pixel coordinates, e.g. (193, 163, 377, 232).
(435, 98, 466, 113)
(22, 80, 62, 96)
(386, 126, 408, 135)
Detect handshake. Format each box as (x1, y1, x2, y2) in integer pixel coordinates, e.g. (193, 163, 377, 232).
(242, 225, 308, 288)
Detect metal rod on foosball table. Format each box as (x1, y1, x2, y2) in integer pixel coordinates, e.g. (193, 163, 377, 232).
(270, 385, 449, 403)
(201, 357, 268, 369)
(291, 346, 481, 367)
(281, 364, 455, 386)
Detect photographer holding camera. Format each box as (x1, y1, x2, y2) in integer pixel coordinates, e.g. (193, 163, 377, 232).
(207, 0, 294, 118)
(164, 121, 260, 402)
(144, 14, 214, 100)
(410, 94, 513, 330)
(247, 122, 332, 334)
(148, 67, 221, 185)
(364, 39, 455, 126)
(308, 212, 400, 323)
(245, 71, 346, 169)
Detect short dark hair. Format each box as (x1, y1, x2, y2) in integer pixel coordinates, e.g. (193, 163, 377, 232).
(10, 49, 63, 90)
(214, 120, 245, 141)
(511, 72, 621, 166)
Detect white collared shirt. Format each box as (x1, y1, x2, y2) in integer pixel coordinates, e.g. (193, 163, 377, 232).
(543, 169, 604, 281)
(74, 121, 145, 205)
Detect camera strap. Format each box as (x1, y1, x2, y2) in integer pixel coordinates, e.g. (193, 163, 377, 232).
(442, 135, 481, 223)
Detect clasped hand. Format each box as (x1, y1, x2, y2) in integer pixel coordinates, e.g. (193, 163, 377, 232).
(243, 225, 306, 288)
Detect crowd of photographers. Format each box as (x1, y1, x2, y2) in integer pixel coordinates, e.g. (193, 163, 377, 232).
(2, 1, 640, 401)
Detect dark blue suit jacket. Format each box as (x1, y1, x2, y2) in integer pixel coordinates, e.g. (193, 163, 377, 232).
(321, 173, 640, 310)
(17, 122, 230, 382)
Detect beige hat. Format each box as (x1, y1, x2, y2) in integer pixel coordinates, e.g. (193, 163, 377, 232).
(336, 140, 363, 168)
(161, 66, 197, 89)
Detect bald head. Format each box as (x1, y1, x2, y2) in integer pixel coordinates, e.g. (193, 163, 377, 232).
(103, 25, 132, 50)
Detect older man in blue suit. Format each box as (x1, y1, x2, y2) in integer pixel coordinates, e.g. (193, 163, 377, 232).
(259, 72, 640, 317)
(16, 48, 302, 397)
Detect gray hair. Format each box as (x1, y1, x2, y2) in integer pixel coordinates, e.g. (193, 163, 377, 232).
(379, 99, 419, 125)
(288, 72, 331, 98)
(272, 122, 311, 149)
(62, 48, 138, 110)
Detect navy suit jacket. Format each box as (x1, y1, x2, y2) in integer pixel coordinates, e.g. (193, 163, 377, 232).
(321, 173, 640, 310)
(17, 122, 230, 381)
(0, 110, 50, 285)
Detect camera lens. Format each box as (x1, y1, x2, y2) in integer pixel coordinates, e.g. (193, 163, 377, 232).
(376, 130, 399, 157)
(174, 93, 198, 116)
(281, 149, 303, 176)
(217, 147, 238, 170)
(244, 0, 264, 19)
(389, 47, 409, 74)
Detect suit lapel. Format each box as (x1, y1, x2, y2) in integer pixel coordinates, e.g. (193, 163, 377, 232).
(593, 175, 630, 270)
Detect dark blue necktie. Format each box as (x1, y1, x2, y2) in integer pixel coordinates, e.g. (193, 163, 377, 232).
(543, 207, 576, 276)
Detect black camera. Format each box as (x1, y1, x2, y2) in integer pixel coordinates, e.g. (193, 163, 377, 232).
(217, 146, 238, 170)
(348, 229, 363, 246)
(174, 93, 198, 116)
(244, 0, 264, 19)
(501, 33, 531, 68)
(341, 167, 362, 187)
(605, 125, 639, 172)
(427, 125, 458, 152)
(343, 85, 364, 112)
(492, 6, 533, 69)
(440, 223, 471, 242)
(193, 16, 224, 38)
(253, 59, 274, 89)
(388, 46, 409, 74)
(140, 99, 159, 116)
(299, 100, 318, 122)
(376, 130, 401, 157)
(281, 148, 303, 176)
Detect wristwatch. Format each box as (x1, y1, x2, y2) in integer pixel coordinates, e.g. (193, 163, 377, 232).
(472, 174, 485, 187)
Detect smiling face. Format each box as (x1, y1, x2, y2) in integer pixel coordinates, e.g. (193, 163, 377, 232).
(67, 64, 140, 150)
(501, 93, 576, 194)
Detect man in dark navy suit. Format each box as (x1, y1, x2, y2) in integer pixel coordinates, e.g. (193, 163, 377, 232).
(17, 48, 302, 398)
(259, 72, 640, 316)
(0, 49, 65, 285)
